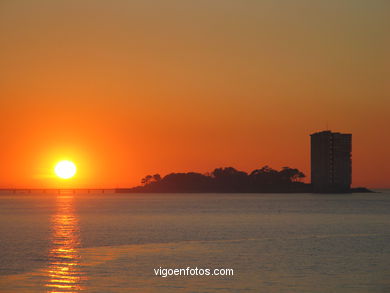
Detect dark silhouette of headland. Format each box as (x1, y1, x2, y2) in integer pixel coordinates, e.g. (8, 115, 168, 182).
(116, 165, 371, 194)
(117, 166, 309, 193)
(117, 130, 372, 194)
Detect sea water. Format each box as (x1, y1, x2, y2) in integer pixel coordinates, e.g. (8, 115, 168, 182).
(0, 191, 389, 292)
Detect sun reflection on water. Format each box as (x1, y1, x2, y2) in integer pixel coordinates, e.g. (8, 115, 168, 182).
(45, 194, 86, 292)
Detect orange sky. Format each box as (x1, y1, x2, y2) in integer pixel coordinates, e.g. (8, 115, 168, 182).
(0, 0, 389, 188)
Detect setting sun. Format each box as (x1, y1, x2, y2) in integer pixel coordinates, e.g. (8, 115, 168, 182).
(55, 160, 77, 179)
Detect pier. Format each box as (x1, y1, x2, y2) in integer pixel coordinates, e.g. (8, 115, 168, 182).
(0, 188, 115, 194)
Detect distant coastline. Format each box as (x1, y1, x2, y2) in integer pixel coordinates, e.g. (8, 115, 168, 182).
(116, 166, 373, 194)
(116, 186, 373, 194)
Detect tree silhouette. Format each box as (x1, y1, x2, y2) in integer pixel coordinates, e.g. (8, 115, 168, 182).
(250, 165, 280, 185)
(279, 167, 305, 182)
(141, 174, 162, 186)
(141, 175, 153, 186)
(133, 165, 308, 193)
(212, 167, 249, 192)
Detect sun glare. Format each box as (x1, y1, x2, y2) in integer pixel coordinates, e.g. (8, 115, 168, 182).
(55, 160, 77, 179)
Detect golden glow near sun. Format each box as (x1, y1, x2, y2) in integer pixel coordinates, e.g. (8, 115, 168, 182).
(55, 160, 77, 179)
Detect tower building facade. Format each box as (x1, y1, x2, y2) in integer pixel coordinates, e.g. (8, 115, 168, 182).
(310, 131, 352, 193)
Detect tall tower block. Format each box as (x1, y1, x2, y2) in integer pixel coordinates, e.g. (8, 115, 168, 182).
(311, 131, 352, 193)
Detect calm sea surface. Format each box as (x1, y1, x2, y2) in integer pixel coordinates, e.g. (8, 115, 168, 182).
(0, 191, 389, 292)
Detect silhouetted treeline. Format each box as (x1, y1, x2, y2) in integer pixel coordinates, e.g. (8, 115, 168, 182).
(118, 166, 313, 193)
